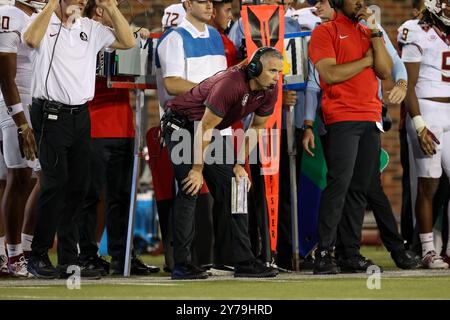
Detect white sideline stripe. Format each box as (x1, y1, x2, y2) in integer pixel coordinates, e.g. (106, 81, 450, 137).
(6, 287, 50, 289)
(115, 283, 179, 286)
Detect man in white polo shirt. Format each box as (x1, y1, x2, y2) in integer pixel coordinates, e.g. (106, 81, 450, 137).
(24, 0, 135, 279)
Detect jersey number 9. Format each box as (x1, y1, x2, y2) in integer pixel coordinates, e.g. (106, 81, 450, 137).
(443, 51, 450, 83)
(1, 16, 10, 30)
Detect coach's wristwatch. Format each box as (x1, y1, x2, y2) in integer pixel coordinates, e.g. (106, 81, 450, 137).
(371, 30, 383, 38)
(302, 124, 314, 131)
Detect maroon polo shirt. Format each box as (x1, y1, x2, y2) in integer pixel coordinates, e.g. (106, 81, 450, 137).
(165, 66, 278, 130)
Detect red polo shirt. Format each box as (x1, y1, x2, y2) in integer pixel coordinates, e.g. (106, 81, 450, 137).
(309, 13, 381, 125)
(89, 76, 135, 138)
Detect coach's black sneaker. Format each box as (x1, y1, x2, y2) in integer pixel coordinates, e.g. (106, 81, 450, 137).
(79, 255, 110, 276)
(110, 257, 160, 275)
(338, 254, 383, 273)
(27, 253, 59, 279)
(171, 263, 208, 280)
(57, 264, 102, 280)
(313, 250, 340, 275)
(234, 259, 278, 278)
(391, 249, 419, 270)
(131, 257, 160, 275)
(299, 254, 315, 271)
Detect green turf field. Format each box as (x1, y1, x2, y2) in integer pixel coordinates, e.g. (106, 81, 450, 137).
(1, 246, 450, 300)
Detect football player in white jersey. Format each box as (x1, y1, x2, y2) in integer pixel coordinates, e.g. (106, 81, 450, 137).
(0, 153, 6, 276)
(161, 0, 186, 32)
(0, 0, 44, 276)
(399, 0, 450, 268)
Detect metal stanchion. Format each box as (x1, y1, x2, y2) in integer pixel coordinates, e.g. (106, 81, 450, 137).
(123, 89, 144, 277)
(286, 105, 300, 271)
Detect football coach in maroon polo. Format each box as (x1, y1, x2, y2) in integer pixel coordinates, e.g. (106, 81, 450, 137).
(162, 46, 283, 280)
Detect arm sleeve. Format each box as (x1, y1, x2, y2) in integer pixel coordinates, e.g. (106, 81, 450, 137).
(401, 44, 422, 63)
(157, 32, 185, 78)
(306, 59, 321, 92)
(379, 24, 407, 82)
(93, 21, 116, 52)
(0, 31, 20, 53)
(305, 88, 319, 122)
(391, 52, 407, 82)
(309, 26, 335, 65)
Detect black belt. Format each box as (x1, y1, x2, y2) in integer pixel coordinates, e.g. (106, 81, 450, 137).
(33, 98, 87, 115)
(161, 109, 193, 133)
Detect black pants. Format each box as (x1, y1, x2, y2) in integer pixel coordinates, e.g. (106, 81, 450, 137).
(78, 138, 133, 263)
(318, 121, 380, 251)
(399, 128, 414, 247)
(165, 128, 254, 266)
(336, 144, 405, 257)
(277, 128, 303, 267)
(249, 162, 271, 263)
(30, 98, 91, 266)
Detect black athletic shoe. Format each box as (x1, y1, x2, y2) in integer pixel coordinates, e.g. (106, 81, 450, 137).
(79, 255, 110, 276)
(234, 259, 278, 278)
(131, 257, 160, 275)
(110, 257, 160, 276)
(57, 264, 102, 280)
(338, 254, 383, 273)
(313, 250, 340, 275)
(391, 249, 420, 270)
(27, 253, 59, 279)
(171, 263, 208, 280)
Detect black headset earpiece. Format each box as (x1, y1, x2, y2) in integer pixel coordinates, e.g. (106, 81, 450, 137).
(247, 46, 277, 79)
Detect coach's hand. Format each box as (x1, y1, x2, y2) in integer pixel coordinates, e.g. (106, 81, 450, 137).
(303, 127, 315, 157)
(233, 164, 251, 191)
(182, 167, 204, 196)
(356, 7, 377, 30)
(387, 80, 407, 104)
(18, 123, 37, 161)
(282, 90, 297, 108)
(418, 127, 440, 156)
(138, 28, 151, 39)
(96, 0, 118, 10)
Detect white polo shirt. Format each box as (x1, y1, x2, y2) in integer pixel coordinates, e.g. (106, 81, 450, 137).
(156, 18, 227, 106)
(27, 14, 116, 105)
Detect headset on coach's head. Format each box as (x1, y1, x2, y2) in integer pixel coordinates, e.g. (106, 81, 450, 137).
(247, 46, 278, 78)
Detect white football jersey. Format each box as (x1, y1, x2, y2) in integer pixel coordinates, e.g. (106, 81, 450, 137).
(291, 8, 321, 31)
(0, 5, 32, 98)
(161, 3, 185, 30)
(398, 19, 450, 98)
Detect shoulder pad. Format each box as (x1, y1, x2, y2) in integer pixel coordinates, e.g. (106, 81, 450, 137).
(397, 19, 428, 46)
(0, 6, 26, 33)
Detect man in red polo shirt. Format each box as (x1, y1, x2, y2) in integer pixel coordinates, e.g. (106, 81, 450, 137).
(309, 0, 392, 274)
